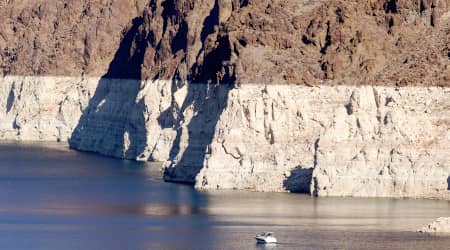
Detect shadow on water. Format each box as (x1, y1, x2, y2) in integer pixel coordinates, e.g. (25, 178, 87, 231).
(69, 17, 148, 158)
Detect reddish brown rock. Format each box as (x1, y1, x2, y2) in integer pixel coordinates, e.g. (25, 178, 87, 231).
(0, 0, 148, 76)
(1, 0, 449, 85)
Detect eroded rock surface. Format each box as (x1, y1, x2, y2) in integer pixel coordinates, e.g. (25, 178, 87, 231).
(193, 85, 450, 196)
(0, 76, 96, 141)
(1, 0, 449, 85)
(0, 0, 148, 76)
(418, 217, 450, 233)
(3, 77, 448, 197)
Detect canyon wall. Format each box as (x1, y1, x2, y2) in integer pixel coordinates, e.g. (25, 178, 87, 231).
(1, 0, 450, 197)
(2, 76, 449, 197)
(0, 76, 96, 141)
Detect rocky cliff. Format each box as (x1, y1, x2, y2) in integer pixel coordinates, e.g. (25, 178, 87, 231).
(1, 0, 449, 197)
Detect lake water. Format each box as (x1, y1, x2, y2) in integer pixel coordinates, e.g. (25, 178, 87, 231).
(0, 142, 449, 250)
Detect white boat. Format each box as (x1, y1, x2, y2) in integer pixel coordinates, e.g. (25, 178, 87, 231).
(255, 231, 277, 244)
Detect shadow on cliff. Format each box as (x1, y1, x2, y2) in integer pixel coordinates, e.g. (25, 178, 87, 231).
(159, 0, 235, 185)
(160, 83, 233, 184)
(283, 166, 314, 194)
(70, 1, 236, 187)
(6, 85, 15, 113)
(69, 17, 148, 158)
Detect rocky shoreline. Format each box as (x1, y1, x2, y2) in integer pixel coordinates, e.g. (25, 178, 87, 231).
(418, 218, 450, 233)
(1, 76, 449, 197)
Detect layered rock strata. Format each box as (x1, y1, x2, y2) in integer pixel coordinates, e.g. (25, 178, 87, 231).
(0, 76, 97, 141)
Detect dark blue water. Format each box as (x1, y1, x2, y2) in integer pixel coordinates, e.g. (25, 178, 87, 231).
(0, 142, 449, 250)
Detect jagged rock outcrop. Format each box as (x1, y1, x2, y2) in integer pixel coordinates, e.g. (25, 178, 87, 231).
(418, 217, 450, 233)
(1, 0, 450, 197)
(0, 0, 148, 76)
(2, 0, 449, 84)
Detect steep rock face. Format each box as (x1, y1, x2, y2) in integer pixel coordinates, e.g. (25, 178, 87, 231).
(2, 76, 449, 197)
(193, 85, 450, 197)
(312, 86, 450, 197)
(134, 0, 450, 85)
(1, 0, 450, 197)
(0, 76, 96, 141)
(0, 0, 148, 76)
(2, 0, 449, 84)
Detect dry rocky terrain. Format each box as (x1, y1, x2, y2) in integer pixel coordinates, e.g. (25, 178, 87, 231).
(0, 0, 449, 85)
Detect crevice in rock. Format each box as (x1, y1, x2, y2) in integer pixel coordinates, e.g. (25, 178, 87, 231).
(320, 21, 332, 55)
(313, 138, 320, 168)
(311, 177, 319, 197)
(384, 0, 398, 13)
(419, 0, 426, 15)
(239, 0, 249, 8)
(447, 176, 450, 190)
(345, 102, 353, 115)
(335, 7, 344, 24)
(221, 142, 241, 160)
(302, 35, 313, 45)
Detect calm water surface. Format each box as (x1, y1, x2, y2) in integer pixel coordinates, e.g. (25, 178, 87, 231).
(0, 142, 449, 250)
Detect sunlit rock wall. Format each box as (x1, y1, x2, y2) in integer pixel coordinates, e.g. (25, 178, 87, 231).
(0, 76, 96, 141)
(1, 76, 449, 197)
(196, 84, 450, 197)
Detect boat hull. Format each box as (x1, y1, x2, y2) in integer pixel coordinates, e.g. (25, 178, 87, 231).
(255, 237, 277, 244)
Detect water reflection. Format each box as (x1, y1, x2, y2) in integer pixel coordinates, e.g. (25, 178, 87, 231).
(0, 142, 450, 250)
(0, 203, 203, 217)
(202, 191, 450, 232)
